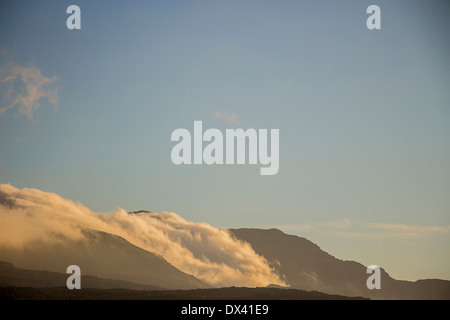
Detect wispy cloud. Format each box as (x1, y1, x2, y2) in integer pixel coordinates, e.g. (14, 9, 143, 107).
(215, 110, 238, 124)
(275, 219, 354, 233)
(275, 219, 450, 239)
(0, 58, 58, 120)
(367, 223, 450, 236)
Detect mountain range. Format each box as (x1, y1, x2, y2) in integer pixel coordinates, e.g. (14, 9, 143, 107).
(0, 185, 448, 299)
(1, 224, 449, 299)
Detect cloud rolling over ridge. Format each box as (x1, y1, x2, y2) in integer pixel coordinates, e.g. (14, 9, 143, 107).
(0, 184, 285, 287)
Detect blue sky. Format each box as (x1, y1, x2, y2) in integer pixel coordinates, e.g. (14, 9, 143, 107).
(1, 0, 449, 280)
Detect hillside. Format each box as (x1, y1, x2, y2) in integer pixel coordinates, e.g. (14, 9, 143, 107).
(0, 229, 208, 290)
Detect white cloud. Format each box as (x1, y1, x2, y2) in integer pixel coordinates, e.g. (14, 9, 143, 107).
(0, 60, 58, 120)
(0, 184, 286, 288)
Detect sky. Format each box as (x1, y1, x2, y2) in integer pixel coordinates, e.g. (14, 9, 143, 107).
(0, 0, 449, 281)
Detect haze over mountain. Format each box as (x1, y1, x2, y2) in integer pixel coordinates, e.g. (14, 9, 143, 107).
(0, 229, 207, 290)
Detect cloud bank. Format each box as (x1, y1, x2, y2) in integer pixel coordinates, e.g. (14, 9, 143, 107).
(0, 184, 285, 287)
(0, 60, 58, 119)
(276, 219, 450, 239)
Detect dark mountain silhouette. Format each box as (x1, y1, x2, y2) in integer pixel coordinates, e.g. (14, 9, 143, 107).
(229, 228, 450, 300)
(0, 261, 162, 290)
(0, 229, 208, 290)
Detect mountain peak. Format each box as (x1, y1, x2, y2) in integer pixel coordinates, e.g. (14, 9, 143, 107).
(128, 210, 153, 214)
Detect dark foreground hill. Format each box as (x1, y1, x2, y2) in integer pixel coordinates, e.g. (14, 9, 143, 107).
(229, 228, 450, 300)
(0, 261, 365, 300)
(0, 286, 366, 300)
(0, 261, 162, 290)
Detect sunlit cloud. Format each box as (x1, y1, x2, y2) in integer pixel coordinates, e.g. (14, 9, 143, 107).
(0, 57, 58, 120)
